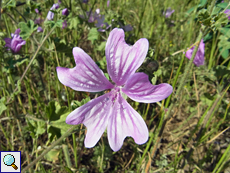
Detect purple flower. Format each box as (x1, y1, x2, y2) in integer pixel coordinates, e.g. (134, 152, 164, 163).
(163, 8, 175, 18)
(4, 29, 26, 53)
(34, 17, 43, 24)
(62, 20, 67, 29)
(96, 16, 111, 32)
(47, 3, 60, 20)
(35, 9, 40, 14)
(224, 9, 230, 20)
(37, 27, 43, 33)
(82, 0, 88, 3)
(56, 28, 173, 151)
(185, 39, 205, 67)
(80, 8, 100, 23)
(107, 0, 110, 7)
(62, 8, 69, 16)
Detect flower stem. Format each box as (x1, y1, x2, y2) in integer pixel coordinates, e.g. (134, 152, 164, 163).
(22, 126, 78, 173)
(175, 27, 204, 99)
(6, 26, 57, 104)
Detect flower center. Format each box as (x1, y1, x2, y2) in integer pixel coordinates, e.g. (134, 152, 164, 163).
(110, 86, 122, 102)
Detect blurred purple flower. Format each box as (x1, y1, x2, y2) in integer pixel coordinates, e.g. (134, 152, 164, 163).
(185, 39, 205, 67)
(37, 27, 43, 33)
(224, 9, 230, 20)
(35, 9, 40, 14)
(34, 17, 43, 24)
(56, 28, 173, 151)
(96, 16, 111, 32)
(62, 8, 69, 16)
(80, 8, 100, 23)
(4, 29, 26, 53)
(62, 20, 67, 29)
(82, 0, 88, 3)
(58, 0, 61, 3)
(163, 8, 175, 18)
(47, 3, 60, 20)
(107, 1, 110, 7)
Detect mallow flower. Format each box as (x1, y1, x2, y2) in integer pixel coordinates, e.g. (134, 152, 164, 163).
(224, 9, 230, 20)
(163, 8, 175, 18)
(185, 39, 205, 67)
(47, 3, 59, 20)
(4, 29, 26, 53)
(56, 28, 173, 151)
(62, 8, 69, 16)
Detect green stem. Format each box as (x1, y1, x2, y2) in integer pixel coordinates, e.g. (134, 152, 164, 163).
(175, 28, 204, 99)
(6, 26, 57, 104)
(22, 126, 78, 173)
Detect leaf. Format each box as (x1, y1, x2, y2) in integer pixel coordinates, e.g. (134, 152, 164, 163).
(3, 0, 16, 9)
(56, 19, 64, 28)
(18, 20, 38, 40)
(50, 112, 72, 135)
(71, 97, 90, 110)
(186, 6, 197, 15)
(198, 0, 207, 8)
(44, 149, 61, 163)
(216, 2, 230, 9)
(203, 31, 213, 42)
(69, 17, 79, 29)
(0, 97, 7, 116)
(218, 35, 230, 59)
(45, 101, 68, 121)
(197, 9, 211, 26)
(96, 41, 106, 51)
(88, 28, 99, 44)
(213, 13, 229, 30)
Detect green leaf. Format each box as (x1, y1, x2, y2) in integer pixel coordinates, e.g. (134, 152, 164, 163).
(197, 9, 211, 26)
(218, 35, 230, 59)
(56, 19, 64, 28)
(50, 112, 72, 135)
(213, 13, 229, 30)
(3, 0, 16, 9)
(186, 6, 197, 15)
(217, 2, 230, 9)
(96, 41, 106, 51)
(88, 28, 99, 44)
(45, 101, 68, 121)
(69, 17, 79, 29)
(198, 0, 207, 8)
(18, 20, 38, 40)
(0, 97, 7, 116)
(44, 149, 61, 163)
(203, 32, 213, 42)
(71, 97, 90, 110)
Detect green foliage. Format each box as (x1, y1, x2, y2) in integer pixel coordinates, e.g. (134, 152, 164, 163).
(88, 28, 99, 44)
(1, 0, 230, 172)
(0, 97, 7, 116)
(18, 20, 38, 40)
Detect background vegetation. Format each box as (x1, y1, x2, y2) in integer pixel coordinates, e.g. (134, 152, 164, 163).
(0, 0, 230, 172)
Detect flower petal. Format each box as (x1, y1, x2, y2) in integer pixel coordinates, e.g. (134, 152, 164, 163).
(56, 47, 114, 92)
(185, 39, 205, 67)
(107, 93, 149, 151)
(105, 28, 149, 86)
(66, 93, 113, 148)
(122, 73, 173, 103)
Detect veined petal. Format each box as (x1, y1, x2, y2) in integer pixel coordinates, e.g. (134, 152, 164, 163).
(122, 73, 173, 103)
(107, 93, 148, 151)
(185, 39, 205, 67)
(105, 28, 149, 86)
(56, 47, 114, 92)
(66, 93, 113, 148)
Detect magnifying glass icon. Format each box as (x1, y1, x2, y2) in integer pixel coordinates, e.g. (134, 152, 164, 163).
(3, 154, 18, 170)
